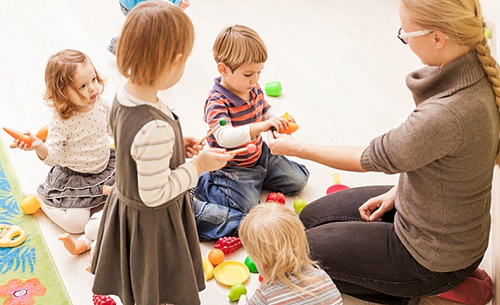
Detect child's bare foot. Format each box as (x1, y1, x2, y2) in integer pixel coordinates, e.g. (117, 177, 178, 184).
(58, 233, 88, 255)
(103, 185, 112, 196)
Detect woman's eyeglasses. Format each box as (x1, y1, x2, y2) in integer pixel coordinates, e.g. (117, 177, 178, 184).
(397, 27, 433, 44)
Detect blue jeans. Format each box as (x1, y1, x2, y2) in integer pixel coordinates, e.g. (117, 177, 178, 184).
(193, 142, 309, 241)
(300, 185, 481, 305)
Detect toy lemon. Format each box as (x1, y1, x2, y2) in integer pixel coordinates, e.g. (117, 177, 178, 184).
(0, 224, 27, 247)
(20, 195, 41, 214)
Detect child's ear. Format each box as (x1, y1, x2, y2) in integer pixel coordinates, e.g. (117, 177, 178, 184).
(217, 62, 230, 76)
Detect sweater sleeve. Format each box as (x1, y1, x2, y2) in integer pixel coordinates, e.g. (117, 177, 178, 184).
(131, 119, 198, 207)
(361, 102, 464, 174)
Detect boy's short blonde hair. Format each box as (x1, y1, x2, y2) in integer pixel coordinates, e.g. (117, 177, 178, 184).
(212, 24, 268, 72)
(117, 1, 195, 86)
(239, 203, 319, 291)
(44, 49, 105, 119)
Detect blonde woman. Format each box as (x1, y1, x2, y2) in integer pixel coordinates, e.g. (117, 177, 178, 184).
(268, 0, 499, 304)
(239, 203, 343, 305)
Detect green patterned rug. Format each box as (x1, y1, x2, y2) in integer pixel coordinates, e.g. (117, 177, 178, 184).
(0, 138, 72, 305)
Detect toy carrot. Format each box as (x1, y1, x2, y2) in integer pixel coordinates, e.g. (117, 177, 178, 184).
(3, 127, 33, 147)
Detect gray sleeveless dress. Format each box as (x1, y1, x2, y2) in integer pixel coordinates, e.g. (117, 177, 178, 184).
(91, 98, 205, 305)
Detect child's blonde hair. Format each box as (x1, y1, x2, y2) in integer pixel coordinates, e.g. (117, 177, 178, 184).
(44, 49, 105, 119)
(213, 24, 268, 72)
(401, 0, 500, 163)
(239, 203, 320, 294)
(117, 1, 194, 86)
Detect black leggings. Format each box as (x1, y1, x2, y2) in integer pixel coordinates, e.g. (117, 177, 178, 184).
(300, 185, 480, 305)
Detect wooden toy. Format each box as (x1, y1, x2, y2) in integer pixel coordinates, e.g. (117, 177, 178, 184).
(326, 173, 350, 194)
(230, 143, 257, 155)
(196, 119, 227, 146)
(0, 224, 27, 248)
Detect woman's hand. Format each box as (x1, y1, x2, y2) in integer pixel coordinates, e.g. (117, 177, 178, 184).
(359, 186, 397, 222)
(184, 136, 204, 158)
(267, 132, 300, 156)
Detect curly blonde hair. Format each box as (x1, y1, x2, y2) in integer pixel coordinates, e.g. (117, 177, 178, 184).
(212, 24, 268, 72)
(43, 49, 105, 119)
(117, 1, 194, 86)
(239, 203, 322, 297)
(401, 0, 500, 163)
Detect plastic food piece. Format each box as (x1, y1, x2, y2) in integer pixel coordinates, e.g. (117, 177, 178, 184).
(0, 224, 27, 248)
(214, 261, 250, 286)
(293, 199, 307, 214)
(214, 236, 242, 254)
(228, 282, 247, 302)
(35, 125, 49, 142)
(3, 127, 33, 147)
(264, 81, 282, 97)
(266, 192, 286, 205)
(202, 257, 214, 280)
(208, 248, 225, 266)
(326, 173, 350, 194)
(244, 256, 258, 273)
(258, 274, 264, 283)
(20, 195, 41, 214)
(92, 294, 116, 305)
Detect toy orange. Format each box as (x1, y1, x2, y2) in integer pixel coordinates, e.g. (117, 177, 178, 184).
(208, 248, 224, 266)
(35, 125, 49, 142)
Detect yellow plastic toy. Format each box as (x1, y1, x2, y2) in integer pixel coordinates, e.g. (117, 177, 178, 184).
(20, 195, 41, 214)
(0, 224, 27, 247)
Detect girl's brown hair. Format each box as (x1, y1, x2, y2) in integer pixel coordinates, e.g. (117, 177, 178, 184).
(239, 203, 322, 296)
(116, 1, 195, 86)
(43, 49, 105, 119)
(401, 0, 500, 163)
(212, 24, 268, 72)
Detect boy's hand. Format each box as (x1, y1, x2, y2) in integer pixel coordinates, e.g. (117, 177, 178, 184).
(179, 0, 190, 10)
(251, 117, 289, 138)
(184, 136, 204, 158)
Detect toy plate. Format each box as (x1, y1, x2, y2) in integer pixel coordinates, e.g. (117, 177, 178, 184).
(214, 261, 250, 286)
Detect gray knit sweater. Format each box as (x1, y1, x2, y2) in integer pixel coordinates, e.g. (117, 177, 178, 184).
(361, 50, 499, 272)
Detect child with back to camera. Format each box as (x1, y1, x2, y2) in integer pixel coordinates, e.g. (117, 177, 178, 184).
(90, 2, 233, 305)
(193, 24, 310, 241)
(11, 49, 115, 256)
(239, 203, 343, 305)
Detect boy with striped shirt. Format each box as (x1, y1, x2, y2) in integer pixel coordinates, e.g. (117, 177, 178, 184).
(193, 25, 310, 241)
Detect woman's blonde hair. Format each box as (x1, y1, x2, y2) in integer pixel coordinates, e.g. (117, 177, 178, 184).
(239, 203, 320, 295)
(117, 1, 194, 86)
(43, 49, 105, 119)
(401, 0, 500, 163)
(213, 24, 268, 72)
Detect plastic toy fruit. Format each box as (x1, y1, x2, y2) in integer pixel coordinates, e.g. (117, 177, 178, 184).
(92, 294, 116, 305)
(266, 192, 285, 205)
(244, 256, 258, 273)
(281, 112, 299, 134)
(20, 195, 41, 214)
(0, 224, 27, 248)
(3, 127, 33, 147)
(214, 236, 242, 254)
(202, 257, 214, 280)
(293, 199, 307, 214)
(258, 274, 264, 283)
(264, 81, 282, 97)
(228, 282, 247, 302)
(208, 248, 224, 266)
(35, 125, 49, 142)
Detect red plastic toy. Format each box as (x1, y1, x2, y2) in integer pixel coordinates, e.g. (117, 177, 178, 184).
(326, 173, 350, 194)
(214, 236, 242, 254)
(92, 294, 116, 305)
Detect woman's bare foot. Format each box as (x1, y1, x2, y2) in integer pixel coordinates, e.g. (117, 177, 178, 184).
(58, 233, 88, 255)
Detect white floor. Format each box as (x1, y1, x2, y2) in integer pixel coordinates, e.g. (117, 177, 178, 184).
(0, 0, 493, 304)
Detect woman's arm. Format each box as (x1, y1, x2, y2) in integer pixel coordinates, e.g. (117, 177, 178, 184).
(267, 132, 367, 172)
